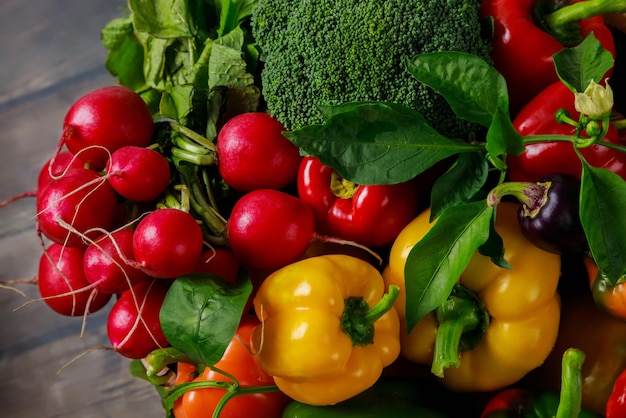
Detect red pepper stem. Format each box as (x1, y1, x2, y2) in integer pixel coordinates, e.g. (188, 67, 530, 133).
(487, 181, 550, 218)
(431, 286, 487, 378)
(555, 348, 586, 418)
(546, 0, 626, 31)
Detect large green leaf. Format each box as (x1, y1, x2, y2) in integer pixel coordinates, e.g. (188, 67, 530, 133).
(580, 162, 626, 283)
(404, 200, 493, 331)
(405, 51, 510, 128)
(286, 101, 481, 185)
(160, 272, 252, 366)
(553, 33, 615, 93)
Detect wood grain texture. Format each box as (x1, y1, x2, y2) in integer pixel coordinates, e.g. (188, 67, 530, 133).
(0, 1, 165, 417)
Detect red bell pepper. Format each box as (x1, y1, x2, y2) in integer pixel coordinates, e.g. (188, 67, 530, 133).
(296, 156, 420, 248)
(479, 0, 620, 116)
(606, 368, 626, 418)
(506, 80, 626, 182)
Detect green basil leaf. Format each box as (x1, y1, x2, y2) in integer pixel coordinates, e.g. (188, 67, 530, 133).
(404, 200, 493, 331)
(478, 212, 511, 270)
(579, 162, 626, 283)
(129, 0, 193, 39)
(486, 106, 525, 158)
(405, 51, 510, 128)
(160, 271, 252, 367)
(430, 152, 489, 220)
(553, 32, 615, 93)
(285, 101, 481, 185)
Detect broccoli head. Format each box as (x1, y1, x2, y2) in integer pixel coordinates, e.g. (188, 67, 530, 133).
(251, 0, 493, 139)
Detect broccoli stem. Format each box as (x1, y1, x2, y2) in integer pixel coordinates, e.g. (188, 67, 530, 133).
(546, 0, 626, 32)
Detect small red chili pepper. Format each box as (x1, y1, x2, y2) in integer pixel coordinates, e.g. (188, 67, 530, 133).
(479, 0, 618, 116)
(297, 156, 420, 248)
(584, 255, 626, 321)
(606, 368, 626, 418)
(506, 81, 626, 183)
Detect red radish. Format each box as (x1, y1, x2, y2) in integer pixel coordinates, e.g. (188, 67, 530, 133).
(194, 247, 240, 283)
(133, 208, 204, 279)
(105, 146, 171, 202)
(216, 112, 302, 192)
(107, 279, 170, 359)
(61, 85, 154, 170)
(83, 229, 149, 294)
(37, 151, 87, 191)
(38, 243, 111, 316)
(36, 167, 119, 247)
(227, 189, 316, 270)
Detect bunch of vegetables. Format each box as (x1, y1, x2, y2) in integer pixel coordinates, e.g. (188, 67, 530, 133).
(4, 0, 626, 417)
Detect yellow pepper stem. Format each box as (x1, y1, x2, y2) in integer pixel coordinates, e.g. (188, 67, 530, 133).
(431, 285, 489, 378)
(341, 285, 400, 346)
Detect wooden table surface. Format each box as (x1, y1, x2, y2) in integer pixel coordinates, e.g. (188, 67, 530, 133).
(0, 1, 165, 416)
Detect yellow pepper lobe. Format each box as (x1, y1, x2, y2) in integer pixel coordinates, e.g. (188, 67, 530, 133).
(251, 254, 401, 405)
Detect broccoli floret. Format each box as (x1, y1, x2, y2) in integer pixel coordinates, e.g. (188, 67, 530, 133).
(251, 0, 492, 139)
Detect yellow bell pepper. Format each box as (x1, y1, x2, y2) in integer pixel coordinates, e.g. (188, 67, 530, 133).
(383, 202, 561, 392)
(251, 254, 401, 406)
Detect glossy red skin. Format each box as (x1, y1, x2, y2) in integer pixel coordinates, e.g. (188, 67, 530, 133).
(36, 168, 119, 247)
(226, 189, 316, 270)
(173, 315, 289, 418)
(194, 247, 240, 283)
(37, 151, 87, 190)
(83, 229, 149, 294)
(62, 85, 154, 170)
(38, 243, 111, 316)
(297, 156, 420, 247)
(479, 0, 615, 117)
(133, 208, 204, 279)
(217, 112, 302, 192)
(106, 146, 171, 202)
(607, 369, 626, 418)
(507, 81, 626, 182)
(106, 279, 170, 359)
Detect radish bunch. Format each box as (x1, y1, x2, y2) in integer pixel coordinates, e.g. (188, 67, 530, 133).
(7, 83, 422, 365)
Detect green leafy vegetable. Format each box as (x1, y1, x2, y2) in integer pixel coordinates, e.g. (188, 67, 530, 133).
(579, 161, 626, 283)
(429, 152, 489, 220)
(159, 272, 252, 366)
(404, 200, 493, 331)
(285, 101, 481, 185)
(553, 32, 615, 93)
(405, 51, 509, 129)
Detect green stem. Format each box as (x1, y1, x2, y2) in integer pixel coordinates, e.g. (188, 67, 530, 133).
(521, 134, 577, 146)
(169, 121, 217, 151)
(555, 348, 586, 418)
(187, 177, 227, 236)
(546, 0, 626, 30)
(171, 147, 216, 166)
(341, 285, 399, 346)
(613, 118, 626, 132)
(486, 180, 550, 217)
(431, 285, 488, 378)
(144, 347, 197, 377)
